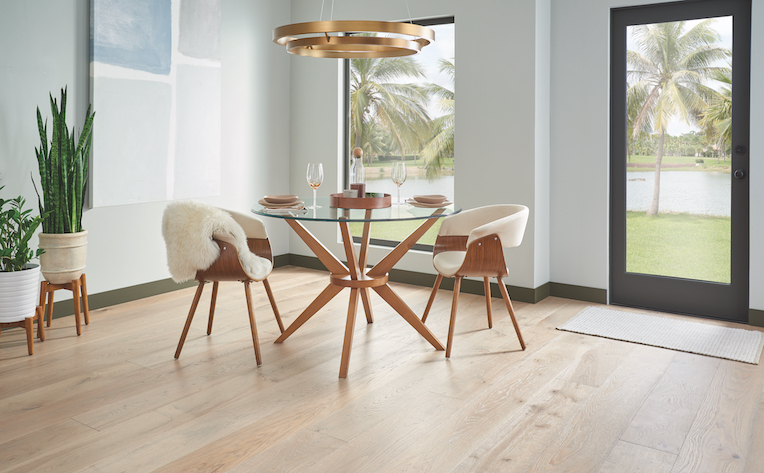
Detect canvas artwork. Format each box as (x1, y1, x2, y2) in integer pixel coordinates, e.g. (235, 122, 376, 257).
(90, 0, 221, 207)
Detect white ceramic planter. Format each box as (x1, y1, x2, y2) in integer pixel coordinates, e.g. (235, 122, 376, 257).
(0, 264, 41, 323)
(38, 230, 88, 284)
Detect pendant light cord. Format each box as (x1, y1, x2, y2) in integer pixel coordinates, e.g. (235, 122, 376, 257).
(318, 0, 335, 21)
(322, 0, 412, 24)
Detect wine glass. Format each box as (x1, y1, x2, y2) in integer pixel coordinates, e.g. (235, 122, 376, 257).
(306, 163, 323, 209)
(391, 161, 407, 205)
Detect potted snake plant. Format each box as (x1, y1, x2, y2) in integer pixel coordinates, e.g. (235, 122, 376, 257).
(34, 87, 95, 284)
(0, 186, 44, 325)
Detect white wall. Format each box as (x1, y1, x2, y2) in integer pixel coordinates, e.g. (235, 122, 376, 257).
(549, 0, 764, 311)
(286, 0, 550, 291)
(750, 0, 764, 312)
(2, 0, 758, 312)
(0, 0, 291, 299)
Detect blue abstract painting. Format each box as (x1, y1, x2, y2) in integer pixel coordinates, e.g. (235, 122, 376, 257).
(91, 0, 171, 75)
(91, 0, 221, 207)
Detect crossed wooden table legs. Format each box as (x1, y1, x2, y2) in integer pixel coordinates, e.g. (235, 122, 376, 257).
(275, 209, 446, 378)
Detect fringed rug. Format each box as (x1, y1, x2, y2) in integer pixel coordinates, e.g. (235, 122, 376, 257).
(557, 306, 764, 364)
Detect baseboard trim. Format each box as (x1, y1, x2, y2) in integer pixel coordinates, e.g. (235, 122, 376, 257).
(47, 256, 293, 320)
(285, 254, 560, 304)
(45, 254, 610, 318)
(750, 309, 764, 328)
(549, 282, 608, 304)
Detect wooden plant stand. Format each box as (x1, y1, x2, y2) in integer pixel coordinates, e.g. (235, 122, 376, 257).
(39, 273, 90, 336)
(0, 306, 45, 355)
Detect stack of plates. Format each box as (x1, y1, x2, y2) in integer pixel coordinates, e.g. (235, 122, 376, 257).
(258, 195, 305, 209)
(406, 194, 452, 208)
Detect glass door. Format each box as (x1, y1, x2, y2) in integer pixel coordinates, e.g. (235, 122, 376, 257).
(610, 0, 750, 322)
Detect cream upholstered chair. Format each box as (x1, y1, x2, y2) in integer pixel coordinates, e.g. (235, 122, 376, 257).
(162, 201, 283, 366)
(421, 204, 529, 357)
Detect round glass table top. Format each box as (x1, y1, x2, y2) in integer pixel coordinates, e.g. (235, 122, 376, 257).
(252, 196, 461, 222)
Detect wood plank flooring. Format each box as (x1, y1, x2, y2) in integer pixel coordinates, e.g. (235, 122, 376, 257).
(1, 265, 763, 472)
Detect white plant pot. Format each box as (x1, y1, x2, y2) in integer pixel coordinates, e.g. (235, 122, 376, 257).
(38, 230, 88, 284)
(0, 264, 41, 323)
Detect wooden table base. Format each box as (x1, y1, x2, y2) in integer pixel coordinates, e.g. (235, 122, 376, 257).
(275, 209, 446, 378)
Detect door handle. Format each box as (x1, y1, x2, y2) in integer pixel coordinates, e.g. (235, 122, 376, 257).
(734, 169, 746, 179)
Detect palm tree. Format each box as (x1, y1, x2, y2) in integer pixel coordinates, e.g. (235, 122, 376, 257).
(628, 20, 729, 216)
(350, 54, 431, 164)
(421, 58, 455, 179)
(699, 66, 732, 161)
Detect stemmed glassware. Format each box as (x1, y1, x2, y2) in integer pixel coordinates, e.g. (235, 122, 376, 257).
(391, 161, 407, 205)
(306, 163, 323, 209)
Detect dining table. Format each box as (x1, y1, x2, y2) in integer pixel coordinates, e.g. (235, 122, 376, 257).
(253, 196, 462, 378)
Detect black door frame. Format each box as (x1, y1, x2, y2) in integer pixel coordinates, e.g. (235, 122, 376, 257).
(610, 0, 751, 322)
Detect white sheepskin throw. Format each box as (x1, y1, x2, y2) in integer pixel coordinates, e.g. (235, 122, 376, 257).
(162, 201, 272, 283)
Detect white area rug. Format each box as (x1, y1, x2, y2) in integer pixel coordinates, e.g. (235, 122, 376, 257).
(558, 306, 764, 364)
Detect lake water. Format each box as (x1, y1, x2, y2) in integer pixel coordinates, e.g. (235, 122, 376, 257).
(627, 171, 730, 217)
(367, 171, 730, 217)
(365, 174, 455, 203)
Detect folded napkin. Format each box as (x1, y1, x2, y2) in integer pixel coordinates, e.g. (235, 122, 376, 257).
(258, 198, 304, 209)
(406, 198, 452, 208)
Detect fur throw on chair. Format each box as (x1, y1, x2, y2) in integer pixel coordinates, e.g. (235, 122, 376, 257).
(162, 201, 272, 283)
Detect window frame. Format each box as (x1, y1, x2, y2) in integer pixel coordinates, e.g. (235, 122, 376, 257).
(343, 16, 455, 251)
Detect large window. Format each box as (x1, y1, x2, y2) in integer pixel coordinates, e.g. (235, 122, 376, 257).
(345, 17, 455, 248)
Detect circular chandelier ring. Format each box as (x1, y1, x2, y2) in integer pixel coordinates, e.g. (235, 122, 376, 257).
(286, 36, 423, 58)
(273, 20, 434, 46)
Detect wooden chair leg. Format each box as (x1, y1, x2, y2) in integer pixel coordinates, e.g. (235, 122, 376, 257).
(498, 277, 526, 350)
(484, 277, 493, 329)
(207, 281, 219, 335)
(80, 274, 90, 325)
(262, 278, 284, 333)
(72, 278, 82, 336)
(422, 274, 443, 323)
(446, 277, 462, 358)
(25, 317, 34, 355)
(244, 281, 262, 366)
(175, 282, 206, 359)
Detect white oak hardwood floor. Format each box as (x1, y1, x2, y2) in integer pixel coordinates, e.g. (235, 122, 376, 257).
(1, 265, 763, 473)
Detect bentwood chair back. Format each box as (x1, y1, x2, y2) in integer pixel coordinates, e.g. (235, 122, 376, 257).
(162, 202, 283, 366)
(421, 204, 529, 357)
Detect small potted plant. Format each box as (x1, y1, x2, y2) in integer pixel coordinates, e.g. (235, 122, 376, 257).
(0, 186, 44, 326)
(34, 87, 94, 284)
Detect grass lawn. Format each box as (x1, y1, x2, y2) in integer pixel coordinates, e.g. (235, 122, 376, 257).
(627, 154, 731, 172)
(626, 211, 730, 283)
(362, 157, 454, 169)
(349, 210, 731, 285)
(349, 219, 442, 246)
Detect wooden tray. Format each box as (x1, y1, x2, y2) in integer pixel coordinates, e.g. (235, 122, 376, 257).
(330, 193, 391, 209)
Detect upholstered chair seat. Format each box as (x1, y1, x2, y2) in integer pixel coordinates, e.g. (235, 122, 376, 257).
(421, 204, 529, 357)
(162, 201, 283, 366)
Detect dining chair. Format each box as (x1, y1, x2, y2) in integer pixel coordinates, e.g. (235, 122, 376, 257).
(421, 204, 529, 357)
(162, 201, 283, 365)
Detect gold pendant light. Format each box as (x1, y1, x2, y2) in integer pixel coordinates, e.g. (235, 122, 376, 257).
(273, 1, 434, 59)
